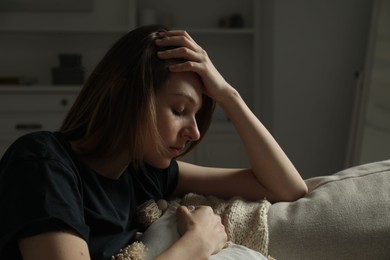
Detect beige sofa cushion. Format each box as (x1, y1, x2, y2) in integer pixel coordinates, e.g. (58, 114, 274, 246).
(268, 160, 390, 260)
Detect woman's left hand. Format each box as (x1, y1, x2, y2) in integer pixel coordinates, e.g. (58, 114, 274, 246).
(155, 30, 233, 102)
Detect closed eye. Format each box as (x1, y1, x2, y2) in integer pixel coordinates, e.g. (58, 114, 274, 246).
(172, 109, 184, 116)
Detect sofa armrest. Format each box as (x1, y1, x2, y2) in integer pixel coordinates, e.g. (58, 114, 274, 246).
(268, 160, 390, 260)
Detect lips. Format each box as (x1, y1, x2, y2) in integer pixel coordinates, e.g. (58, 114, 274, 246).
(170, 146, 184, 156)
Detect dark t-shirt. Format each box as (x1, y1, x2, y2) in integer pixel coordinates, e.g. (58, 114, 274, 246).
(0, 131, 179, 260)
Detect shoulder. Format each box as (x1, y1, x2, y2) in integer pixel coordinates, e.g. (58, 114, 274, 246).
(7, 131, 65, 152)
(0, 131, 80, 183)
(0, 132, 89, 258)
(0, 131, 79, 184)
(1, 131, 71, 164)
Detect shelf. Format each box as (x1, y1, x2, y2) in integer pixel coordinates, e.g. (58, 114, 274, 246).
(0, 85, 82, 93)
(0, 27, 132, 34)
(0, 27, 254, 35)
(0, 0, 260, 168)
(185, 28, 254, 35)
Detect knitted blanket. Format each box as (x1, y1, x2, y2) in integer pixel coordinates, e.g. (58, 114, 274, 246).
(112, 194, 272, 260)
(180, 193, 271, 256)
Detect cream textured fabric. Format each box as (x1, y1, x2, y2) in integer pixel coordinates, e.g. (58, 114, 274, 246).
(268, 159, 390, 260)
(181, 193, 271, 256)
(139, 202, 268, 260)
(112, 196, 270, 260)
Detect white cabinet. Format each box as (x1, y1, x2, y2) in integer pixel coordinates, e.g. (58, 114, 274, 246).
(0, 0, 261, 168)
(0, 87, 79, 156)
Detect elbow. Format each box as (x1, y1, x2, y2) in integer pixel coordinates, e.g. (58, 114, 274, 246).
(285, 182, 309, 202)
(271, 182, 308, 203)
(288, 183, 308, 202)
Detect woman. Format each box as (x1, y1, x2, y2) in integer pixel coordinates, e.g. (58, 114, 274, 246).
(0, 25, 307, 260)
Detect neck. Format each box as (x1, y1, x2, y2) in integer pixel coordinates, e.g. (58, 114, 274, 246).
(71, 141, 130, 180)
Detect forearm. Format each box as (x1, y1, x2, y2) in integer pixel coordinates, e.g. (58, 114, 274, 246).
(154, 29, 306, 201)
(19, 231, 90, 260)
(217, 85, 308, 201)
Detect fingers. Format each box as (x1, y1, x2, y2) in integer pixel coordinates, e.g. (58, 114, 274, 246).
(160, 30, 194, 40)
(176, 205, 213, 220)
(177, 205, 224, 231)
(176, 205, 228, 254)
(155, 30, 207, 63)
(176, 205, 192, 219)
(156, 30, 198, 50)
(176, 206, 193, 236)
(176, 205, 189, 214)
(154, 30, 230, 102)
(192, 207, 227, 253)
(157, 47, 202, 62)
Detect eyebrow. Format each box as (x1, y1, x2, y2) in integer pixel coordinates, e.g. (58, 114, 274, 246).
(169, 92, 199, 106)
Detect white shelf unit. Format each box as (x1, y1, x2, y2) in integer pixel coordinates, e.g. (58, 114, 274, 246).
(0, 0, 262, 168)
(0, 86, 80, 156)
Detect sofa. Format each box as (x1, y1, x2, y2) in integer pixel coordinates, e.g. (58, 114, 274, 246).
(117, 159, 390, 259)
(268, 159, 390, 259)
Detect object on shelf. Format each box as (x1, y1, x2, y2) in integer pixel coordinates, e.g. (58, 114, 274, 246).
(139, 9, 157, 26)
(0, 0, 94, 12)
(0, 76, 38, 86)
(218, 14, 245, 28)
(138, 9, 174, 28)
(159, 12, 174, 28)
(58, 53, 82, 67)
(51, 54, 85, 85)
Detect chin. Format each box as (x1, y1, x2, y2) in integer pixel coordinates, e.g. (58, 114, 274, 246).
(146, 158, 172, 169)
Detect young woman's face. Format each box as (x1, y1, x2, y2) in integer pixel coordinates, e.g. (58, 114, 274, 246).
(144, 72, 203, 168)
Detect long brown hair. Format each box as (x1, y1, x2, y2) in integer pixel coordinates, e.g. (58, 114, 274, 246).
(60, 25, 215, 167)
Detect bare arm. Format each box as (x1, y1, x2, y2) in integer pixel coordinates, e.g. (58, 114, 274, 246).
(18, 219, 224, 260)
(156, 30, 307, 202)
(215, 86, 307, 201)
(19, 231, 90, 260)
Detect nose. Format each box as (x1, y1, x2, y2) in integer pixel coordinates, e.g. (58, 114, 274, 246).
(182, 117, 201, 141)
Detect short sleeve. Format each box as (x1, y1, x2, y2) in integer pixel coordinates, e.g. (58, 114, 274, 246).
(132, 159, 179, 205)
(0, 158, 89, 257)
(163, 159, 179, 197)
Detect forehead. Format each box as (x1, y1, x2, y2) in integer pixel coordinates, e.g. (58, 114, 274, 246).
(159, 72, 203, 105)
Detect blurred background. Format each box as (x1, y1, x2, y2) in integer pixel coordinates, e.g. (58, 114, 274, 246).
(0, 0, 388, 179)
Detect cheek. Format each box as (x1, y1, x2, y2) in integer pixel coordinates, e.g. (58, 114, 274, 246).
(157, 112, 176, 140)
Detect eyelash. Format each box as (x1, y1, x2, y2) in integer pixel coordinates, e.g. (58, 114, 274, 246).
(172, 109, 184, 116)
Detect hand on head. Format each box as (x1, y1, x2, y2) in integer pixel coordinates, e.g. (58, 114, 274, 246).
(155, 30, 233, 103)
